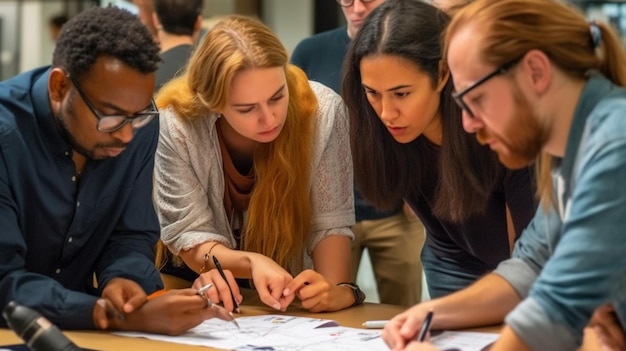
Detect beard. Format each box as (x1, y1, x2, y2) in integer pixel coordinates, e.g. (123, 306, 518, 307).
(476, 84, 547, 169)
(55, 91, 97, 160)
(55, 90, 128, 160)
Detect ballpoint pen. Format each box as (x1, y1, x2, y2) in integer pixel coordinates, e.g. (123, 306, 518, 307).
(212, 255, 241, 313)
(196, 284, 240, 329)
(417, 310, 434, 342)
(97, 299, 126, 321)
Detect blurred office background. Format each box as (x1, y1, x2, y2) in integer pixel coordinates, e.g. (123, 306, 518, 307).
(0, 0, 625, 303)
(2, 0, 625, 82)
(0, 0, 346, 80)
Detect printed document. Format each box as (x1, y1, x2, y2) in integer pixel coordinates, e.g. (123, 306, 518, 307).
(115, 315, 497, 351)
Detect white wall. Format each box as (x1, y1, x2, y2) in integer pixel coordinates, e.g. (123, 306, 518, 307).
(18, 1, 64, 73)
(0, 1, 19, 79)
(11, 0, 316, 75)
(262, 0, 313, 54)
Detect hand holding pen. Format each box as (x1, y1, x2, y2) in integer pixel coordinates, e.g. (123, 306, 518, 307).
(416, 311, 434, 341)
(382, 307, 436, 350)
(194, 260, 242, 313)
(196, 284, 240, 329)
(213, 255, 241, 313)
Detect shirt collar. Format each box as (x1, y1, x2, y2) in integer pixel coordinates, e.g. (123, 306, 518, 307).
(32, 67, 74, 157)
(559, 74, 613, 180)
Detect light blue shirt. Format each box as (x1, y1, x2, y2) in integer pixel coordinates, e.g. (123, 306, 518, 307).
(495, 75, 626, 350)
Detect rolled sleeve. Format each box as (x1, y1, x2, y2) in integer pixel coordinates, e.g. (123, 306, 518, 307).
(506, 297, 577, 351)
(501, 129, 626, 350)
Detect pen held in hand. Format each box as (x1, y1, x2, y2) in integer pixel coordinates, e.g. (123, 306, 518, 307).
(197, 283, 213, 295)
(417, 310, 434, 342)
(212, 255, 241, 313)
(196, 284, 240, 329)
(97, 299, 126, 321)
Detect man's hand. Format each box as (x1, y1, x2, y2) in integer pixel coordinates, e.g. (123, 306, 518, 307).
(383, 304, 432, 351)
(101, 277, 148, 314)
(98, 289, 232, 335)
(403, 341, 442, 351)
(581, 304, 625, 351)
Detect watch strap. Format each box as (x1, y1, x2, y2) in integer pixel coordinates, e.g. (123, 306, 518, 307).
(337, 282, 366, 307)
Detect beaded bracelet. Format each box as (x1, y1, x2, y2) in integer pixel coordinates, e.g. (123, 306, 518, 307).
(200, 242, 222, 273)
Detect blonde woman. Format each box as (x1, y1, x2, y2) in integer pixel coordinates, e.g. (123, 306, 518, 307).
(154, 16, 360, 313)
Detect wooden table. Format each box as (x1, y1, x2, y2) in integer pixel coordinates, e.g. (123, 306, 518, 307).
(0, 301, 406, 351)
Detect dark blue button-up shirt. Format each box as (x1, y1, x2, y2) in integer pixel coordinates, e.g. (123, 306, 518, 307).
(0, 67, 163, 329)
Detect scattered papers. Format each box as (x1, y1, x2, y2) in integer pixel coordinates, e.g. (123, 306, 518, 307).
(430, 331, 498, 351)
(115, 315, 498, 351)
(115, 315, 386, 350)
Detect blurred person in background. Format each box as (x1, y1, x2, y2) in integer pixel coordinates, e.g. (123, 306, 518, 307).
(152, 0, 204, 92)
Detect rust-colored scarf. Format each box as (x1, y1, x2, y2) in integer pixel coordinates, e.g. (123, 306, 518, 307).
(217, 124, 255, 245)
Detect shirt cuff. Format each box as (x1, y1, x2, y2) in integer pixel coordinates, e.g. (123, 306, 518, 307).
(506, 297, 578, 350)
(493, 258, 537, 298)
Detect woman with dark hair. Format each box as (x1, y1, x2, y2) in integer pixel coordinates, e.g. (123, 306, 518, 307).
(342, 0, 537, 298)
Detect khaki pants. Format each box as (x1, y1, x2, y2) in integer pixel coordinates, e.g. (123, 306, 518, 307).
(351, 213, 425, 307)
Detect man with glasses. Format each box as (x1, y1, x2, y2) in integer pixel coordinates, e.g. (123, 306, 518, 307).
(291, 0, 426, 308)
(382, 0, 626, 350)
(0, 7, 229, 334)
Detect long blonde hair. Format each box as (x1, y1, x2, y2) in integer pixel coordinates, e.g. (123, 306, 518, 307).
(156, 16, 317, 272)
(444, 0, 626, 209)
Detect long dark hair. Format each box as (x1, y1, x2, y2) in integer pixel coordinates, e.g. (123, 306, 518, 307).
(343, 0, 502, 222)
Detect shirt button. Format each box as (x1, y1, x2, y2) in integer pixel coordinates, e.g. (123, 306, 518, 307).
(68, 237, 73, 243)
(64, 151, 69, 156)
(71, 176, 76, 182)
(76, 201, 80, 207)
(55, 268, 61, 274)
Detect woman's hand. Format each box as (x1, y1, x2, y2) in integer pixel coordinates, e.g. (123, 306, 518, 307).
(282, 269, 353, 312)
(193, 269, 243, 312)
(383, 304, 432, 351)
(248, 253, 294, 311)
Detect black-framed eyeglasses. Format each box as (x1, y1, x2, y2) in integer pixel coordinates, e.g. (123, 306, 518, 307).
(67, 75, 159, 133)
(452, 59, 520, 118)
(336, 0, 378, 7)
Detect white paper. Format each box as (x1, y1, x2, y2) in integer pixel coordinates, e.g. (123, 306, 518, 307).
(430, 331, 498, 351)
(115, 315, 497, 351)
(115, 315, 387, 351)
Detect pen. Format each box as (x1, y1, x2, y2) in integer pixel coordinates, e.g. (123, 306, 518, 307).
(97, 299, 126, 321)
(196, 284, 240, 329)
(362, 320, 388, 329)
(212, 255, 241, 313)
(416, 310, 434, 342)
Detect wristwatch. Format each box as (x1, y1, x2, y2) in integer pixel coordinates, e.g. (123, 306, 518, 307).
(337, 282, 366, 307)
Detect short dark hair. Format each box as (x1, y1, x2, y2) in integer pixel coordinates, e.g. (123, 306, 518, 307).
(154, 0, 203, 36)
(343, 0, 502, 221)
(52, 7, 160, 82)
(49, 13, 69, 29)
